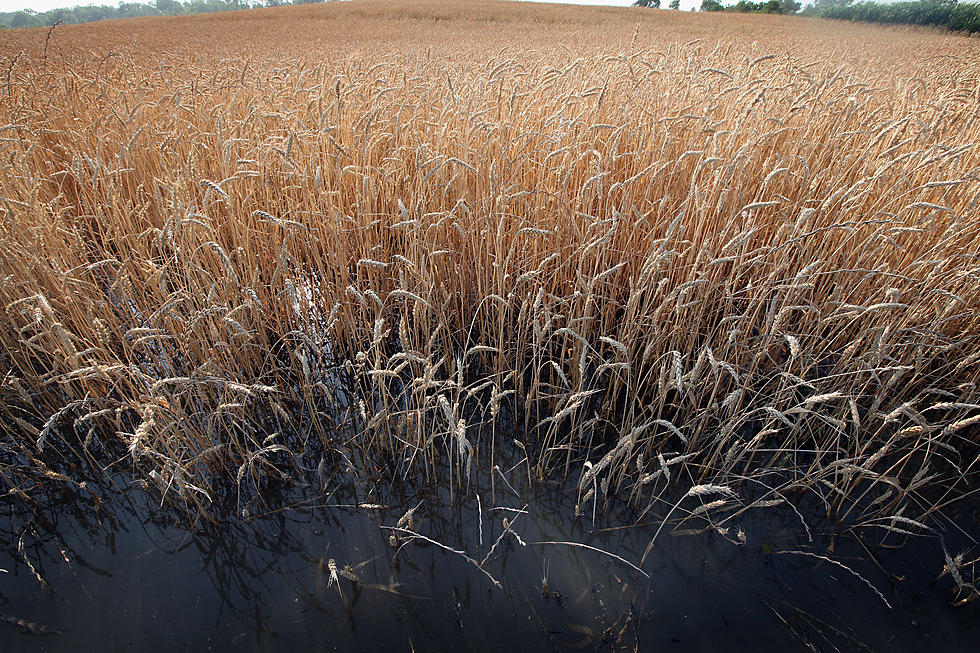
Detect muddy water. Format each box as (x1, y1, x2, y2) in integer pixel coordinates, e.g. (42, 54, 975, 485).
(1, 464, 977, 652)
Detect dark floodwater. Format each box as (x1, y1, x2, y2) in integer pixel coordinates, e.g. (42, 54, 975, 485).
(1, 465, 978, 652)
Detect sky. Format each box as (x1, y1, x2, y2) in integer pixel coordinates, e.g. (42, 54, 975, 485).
(1, 0, 703, 16)
(0, 0, 90, 11)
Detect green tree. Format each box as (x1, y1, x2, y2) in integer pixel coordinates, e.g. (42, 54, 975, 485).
(633, 0, 661, 7)
(10, 11, 37, 28)
(669, 0, 680, 7)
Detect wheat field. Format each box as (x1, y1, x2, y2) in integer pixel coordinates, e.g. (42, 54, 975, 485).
(1, 1, 978, 569)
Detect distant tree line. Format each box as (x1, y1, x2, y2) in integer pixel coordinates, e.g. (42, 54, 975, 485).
(0, 0, 328, 29)
(635, 0, 801, 12)
(806, 0, 980, 33)
(682, 0, 980, 35)
(697, 0, 801, 12)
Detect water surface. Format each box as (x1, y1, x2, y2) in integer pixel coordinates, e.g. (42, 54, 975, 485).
(2, 465, 977, 652)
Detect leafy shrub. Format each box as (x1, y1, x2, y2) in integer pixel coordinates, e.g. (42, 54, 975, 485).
(816, 0, 980, 34)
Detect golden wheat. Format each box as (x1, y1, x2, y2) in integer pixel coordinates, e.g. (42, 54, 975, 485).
(0, 1, 977, 543)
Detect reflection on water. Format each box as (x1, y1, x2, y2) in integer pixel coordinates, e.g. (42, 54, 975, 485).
(1, 462, 977, 652)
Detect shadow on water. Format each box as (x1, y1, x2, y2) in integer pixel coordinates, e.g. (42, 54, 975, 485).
(1, 454, 978, 652)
